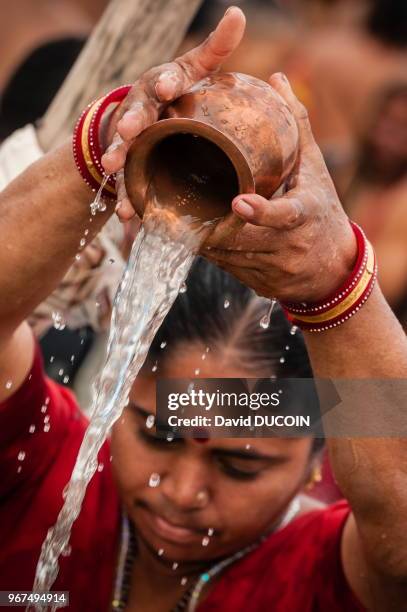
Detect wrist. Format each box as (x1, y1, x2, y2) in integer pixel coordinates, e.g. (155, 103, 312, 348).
(282, 222, 377, 332)
(72, 85, 131, 199)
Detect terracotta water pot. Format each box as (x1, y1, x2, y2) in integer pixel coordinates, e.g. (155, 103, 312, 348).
(124, 72, 299, 223)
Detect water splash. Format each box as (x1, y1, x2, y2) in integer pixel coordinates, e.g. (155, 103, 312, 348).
(31, 191, 216, 608)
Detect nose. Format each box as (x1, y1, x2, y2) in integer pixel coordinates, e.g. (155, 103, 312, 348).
(160, 453, 211, 512)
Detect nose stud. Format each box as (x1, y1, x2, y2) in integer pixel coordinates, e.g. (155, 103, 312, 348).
(196, 490, 209, 506)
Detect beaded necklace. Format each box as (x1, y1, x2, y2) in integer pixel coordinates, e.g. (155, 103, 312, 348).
(111, 498, 300, 611)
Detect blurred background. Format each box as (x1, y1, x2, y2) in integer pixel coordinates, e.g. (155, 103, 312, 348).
(0, 0, 405, 503)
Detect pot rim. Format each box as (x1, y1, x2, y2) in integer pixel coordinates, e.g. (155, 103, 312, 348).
(125, 117, 255, 209)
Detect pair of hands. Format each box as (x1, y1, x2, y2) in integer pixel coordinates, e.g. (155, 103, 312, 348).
(102, 6, 356, 304)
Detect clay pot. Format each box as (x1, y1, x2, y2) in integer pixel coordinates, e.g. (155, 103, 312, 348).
(124, 72, 299, 223)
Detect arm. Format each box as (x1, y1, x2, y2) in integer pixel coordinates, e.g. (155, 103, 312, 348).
(0, 7, 246, 401)
(205, 73, 407, 608)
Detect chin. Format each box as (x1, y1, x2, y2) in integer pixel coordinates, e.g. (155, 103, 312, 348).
(131, 505, 225, 564)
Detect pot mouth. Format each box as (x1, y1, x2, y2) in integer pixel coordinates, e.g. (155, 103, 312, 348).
(125, 117, 255, 220)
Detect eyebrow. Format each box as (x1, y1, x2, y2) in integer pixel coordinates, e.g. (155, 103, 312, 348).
(130, 403, 286, 462)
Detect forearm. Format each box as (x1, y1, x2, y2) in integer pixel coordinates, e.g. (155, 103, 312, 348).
(305, 286, 407, 575)
(0, 142, 115, 340)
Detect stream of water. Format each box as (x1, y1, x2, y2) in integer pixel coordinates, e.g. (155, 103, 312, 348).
(30, 181, 217, 610)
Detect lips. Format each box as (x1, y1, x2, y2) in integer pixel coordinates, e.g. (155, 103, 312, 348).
(140, 504, 212, 545)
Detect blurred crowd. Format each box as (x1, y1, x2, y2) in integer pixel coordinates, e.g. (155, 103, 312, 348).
(0, 0, 405, 502)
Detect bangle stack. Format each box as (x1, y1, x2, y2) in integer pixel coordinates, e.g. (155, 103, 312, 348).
(282, 222, 377, 332)
(72, 85, 132, 199)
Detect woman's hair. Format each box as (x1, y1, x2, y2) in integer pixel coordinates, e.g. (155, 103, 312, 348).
(147, 258, 323, 454)
(0, 38, 85, 140)
(148, 258, 312, 378)
(366, 0, 407, 48)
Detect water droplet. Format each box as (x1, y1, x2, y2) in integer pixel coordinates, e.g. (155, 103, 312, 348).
(50, 356, 55, 363)
(160, 341, 167, 349)
(97, 463, 104, 472)
(146, 415, 155, 429)
(18, 451, 26, 461)
(149, 473, 161, 488)
(201, 353, 206, 360)
(224, 299, 230, 309)
(61, 544, 72, 557)
(5, 380, 12, 389)
(44, 415, 50, 424)
(279, 357, 285, 364)
(205, 347, 210, 353)
(70, 355, 75, 363)
(63, 375, 70, 384)
(84, 229, 89, 236)
(80, 338, 85, 345)
(181, 577, 188, 586)
(259, 299, 277, 329)
(17, 466, 22, 474)
(158, 548, 164, 556)
(43, 424, 51, 432)
(207, 528, 214, 536)
(29, 424, 36, 434)
(166, 432, 175, 442)
(290, 325, 298, 335)
(180, 282, 187, 294)
(195, 368, 200, 375)
(109, 257, 115, 264)
(58, 369, 64, 376)
(90, 176, 110, 215)
(285, 345, 290, 351)
(152, 362, 158, 373)
(75, 254, 81, 261)
(79, 238, 86, 248)
(245, 444, 251, 450)
(172, 562, 178, 570)
(41, 404, 47, 413)
(52, 311, 66, 331)
(202, 536, 210, 546)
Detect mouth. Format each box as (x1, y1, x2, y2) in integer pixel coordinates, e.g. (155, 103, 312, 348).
(137, 502, 215, 545)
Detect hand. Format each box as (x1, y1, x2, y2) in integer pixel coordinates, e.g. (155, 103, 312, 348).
(204, 73, 357, 304)
(102, 6, 246, 222)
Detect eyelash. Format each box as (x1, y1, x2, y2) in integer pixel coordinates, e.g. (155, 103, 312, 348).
(138, 428, 261, 481)
(216, 460, 261, 481)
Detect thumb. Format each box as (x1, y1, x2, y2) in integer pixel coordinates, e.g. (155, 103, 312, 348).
(232, 192, 305, 230)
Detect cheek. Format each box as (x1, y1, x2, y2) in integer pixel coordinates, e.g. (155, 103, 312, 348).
(214, 464, 306, 541)
(110, 417, 158, 501)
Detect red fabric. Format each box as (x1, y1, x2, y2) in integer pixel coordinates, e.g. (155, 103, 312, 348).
(0, 344, 121, 610)
(201, 500, 364, 612)
(0, 346, 364, 611)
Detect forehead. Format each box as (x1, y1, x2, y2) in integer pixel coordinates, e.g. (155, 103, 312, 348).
(145, 343, 269, 379)
(128, 379, 312, 458)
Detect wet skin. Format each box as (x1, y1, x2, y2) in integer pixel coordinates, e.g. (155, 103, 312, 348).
(110, 346, 314, 570)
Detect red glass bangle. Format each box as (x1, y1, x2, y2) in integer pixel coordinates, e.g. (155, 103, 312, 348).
(282, 222, 378, 332)
(72, 85, 132, 199)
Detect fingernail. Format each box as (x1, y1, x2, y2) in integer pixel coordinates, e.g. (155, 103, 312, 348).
(234, 199, 254, 218)
(115, 200, 122, 213)
(277, 72, 288, 82)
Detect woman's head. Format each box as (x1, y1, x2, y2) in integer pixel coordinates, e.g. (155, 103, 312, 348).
(111, 259, 322, 567)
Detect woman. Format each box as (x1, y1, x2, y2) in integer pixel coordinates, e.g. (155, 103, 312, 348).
(0, 6, 406, 611)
